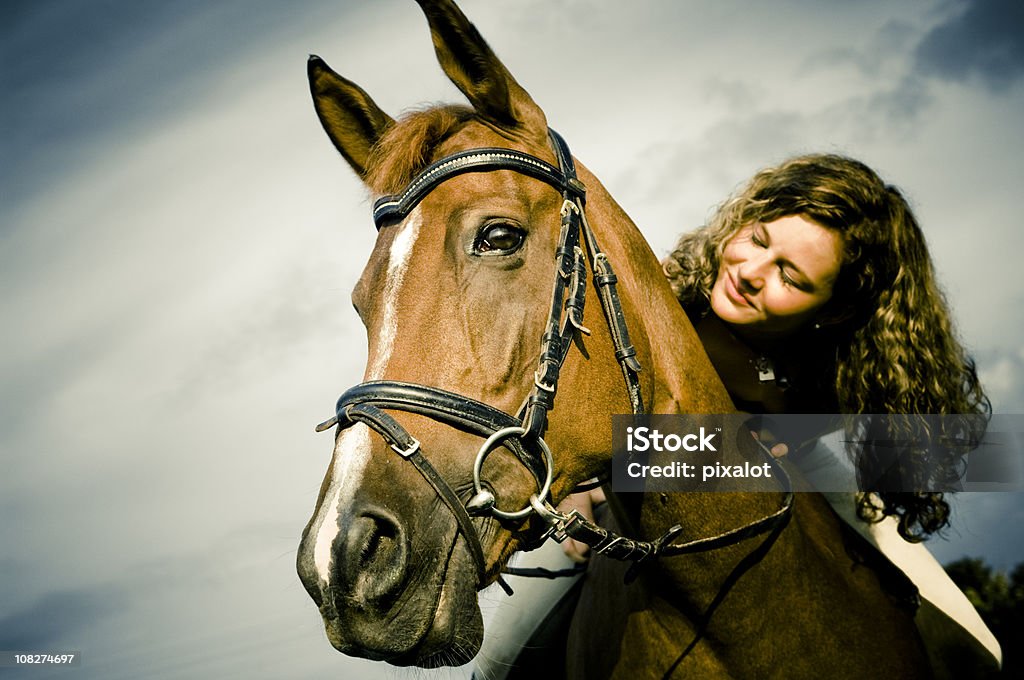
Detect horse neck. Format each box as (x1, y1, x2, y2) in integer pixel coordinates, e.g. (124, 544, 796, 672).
(578, 167, 732, 416)
(582, 169, 803, 565)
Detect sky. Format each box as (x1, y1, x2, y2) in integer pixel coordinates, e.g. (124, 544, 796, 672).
(1, 0, 1022, 678)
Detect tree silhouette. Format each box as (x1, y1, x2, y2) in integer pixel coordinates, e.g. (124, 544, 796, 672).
(945, 557, 1024, 677)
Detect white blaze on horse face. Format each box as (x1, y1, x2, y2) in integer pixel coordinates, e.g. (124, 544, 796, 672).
(311, 210, 422, 584)
(312, 425, 372, 583)
(367, 208, 423, 380)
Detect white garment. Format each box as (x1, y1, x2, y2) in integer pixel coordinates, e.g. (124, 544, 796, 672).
(803, 431, 1002, 671)
(475, 540, 583, 680)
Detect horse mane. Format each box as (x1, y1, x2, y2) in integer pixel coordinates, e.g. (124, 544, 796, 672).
(365, 105, 476, 195)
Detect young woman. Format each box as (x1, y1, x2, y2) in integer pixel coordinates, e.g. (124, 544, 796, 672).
(662, 152, 990, 542)
(475, 154, 1000, 678)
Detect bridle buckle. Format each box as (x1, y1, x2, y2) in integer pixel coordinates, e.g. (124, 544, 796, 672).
(390, 438, 421, 458)
(534, 371, 556, 393)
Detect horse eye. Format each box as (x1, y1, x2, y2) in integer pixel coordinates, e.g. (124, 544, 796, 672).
(475, 223, 525, 254)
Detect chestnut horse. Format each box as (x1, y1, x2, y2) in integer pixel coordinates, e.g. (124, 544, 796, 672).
(296, 1, 930, 677)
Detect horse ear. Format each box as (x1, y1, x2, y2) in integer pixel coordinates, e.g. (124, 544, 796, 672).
(308, 55, 395, 179)
(415, 0, 548, 138)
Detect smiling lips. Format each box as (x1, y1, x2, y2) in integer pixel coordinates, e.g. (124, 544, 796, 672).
(724, 271, 753, 308)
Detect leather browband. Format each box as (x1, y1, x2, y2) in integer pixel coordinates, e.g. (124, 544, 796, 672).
(372, 141, 586, 229)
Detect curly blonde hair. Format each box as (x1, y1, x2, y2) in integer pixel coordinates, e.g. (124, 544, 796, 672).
(663, 154, 990, 541)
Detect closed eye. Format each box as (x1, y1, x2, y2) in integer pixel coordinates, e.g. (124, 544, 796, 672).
(473, 222, 526, 255)
(751, 226, 768, 248)
(778, 264, 811, 291)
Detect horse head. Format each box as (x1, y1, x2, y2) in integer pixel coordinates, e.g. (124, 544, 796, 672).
(296, 0, 734, 669)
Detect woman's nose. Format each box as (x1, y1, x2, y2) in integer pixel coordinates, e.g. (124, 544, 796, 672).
(737, 259, 766, 292)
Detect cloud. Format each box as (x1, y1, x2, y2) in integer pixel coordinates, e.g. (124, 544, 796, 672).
(0, 586, 119, 650)
(932, 492, 1024, 571)
(803, 19, 919, 80)
(0, 523, 429, 680)
(914, 0, 1024, 91)
(977, 346, 1024, 413)
(0, 0, 342, 219)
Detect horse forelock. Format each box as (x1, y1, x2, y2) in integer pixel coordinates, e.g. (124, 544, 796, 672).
(364, 105, 477, 195)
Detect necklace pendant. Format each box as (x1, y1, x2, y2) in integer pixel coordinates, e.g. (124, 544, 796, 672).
(754, 356, 775, 383)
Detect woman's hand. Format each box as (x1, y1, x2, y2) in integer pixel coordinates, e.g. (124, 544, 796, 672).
(556, 486, 606, 563)
(751, 429, 789, 457)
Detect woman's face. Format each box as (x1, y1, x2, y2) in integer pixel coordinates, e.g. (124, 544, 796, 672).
(710, 215, 844, 338)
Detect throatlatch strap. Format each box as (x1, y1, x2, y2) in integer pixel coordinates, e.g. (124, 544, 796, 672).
(580, 214, 644, 416)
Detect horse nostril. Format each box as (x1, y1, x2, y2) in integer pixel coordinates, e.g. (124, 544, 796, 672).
(339, 508, 409, 609)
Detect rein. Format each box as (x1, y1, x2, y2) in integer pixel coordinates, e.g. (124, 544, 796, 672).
(316, 129, 793, 592)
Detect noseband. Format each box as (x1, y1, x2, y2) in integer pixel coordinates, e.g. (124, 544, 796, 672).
(316, 129, 792, 592)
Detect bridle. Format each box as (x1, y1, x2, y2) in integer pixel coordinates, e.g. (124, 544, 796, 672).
(315, 129, 793, 593)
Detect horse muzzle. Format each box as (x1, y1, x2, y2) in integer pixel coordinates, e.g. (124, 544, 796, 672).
(297, 497, 485, 665)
